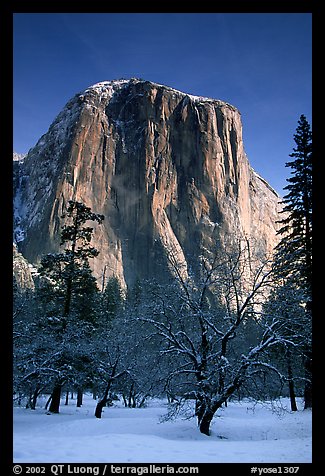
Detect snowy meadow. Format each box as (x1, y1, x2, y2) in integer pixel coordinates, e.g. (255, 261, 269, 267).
(13, 394, 311, 464)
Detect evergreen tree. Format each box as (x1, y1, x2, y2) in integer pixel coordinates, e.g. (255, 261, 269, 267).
(274, 115, 312, 409)
(37, 200, 104, 412)
(38, 201, 104, 320)
(59, 200, 104, 317)
(262, 280, 309, 411)
(275, 114, 312, 293)
(101, 276, 124, 323)
(13, 282, 63, 410)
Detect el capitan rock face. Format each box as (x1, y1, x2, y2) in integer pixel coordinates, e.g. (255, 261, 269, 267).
(14, 78, 281, 287)
(13, 243, 34, 290)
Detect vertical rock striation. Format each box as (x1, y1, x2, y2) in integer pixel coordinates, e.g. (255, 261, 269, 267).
(14, 78, 281, 287)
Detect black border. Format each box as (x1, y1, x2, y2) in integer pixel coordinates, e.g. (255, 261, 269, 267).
(3, 2, 318, 474)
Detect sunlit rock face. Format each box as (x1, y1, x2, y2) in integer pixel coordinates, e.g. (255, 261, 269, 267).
(14, 78, 281, 288)
(13, 243, 34, 290)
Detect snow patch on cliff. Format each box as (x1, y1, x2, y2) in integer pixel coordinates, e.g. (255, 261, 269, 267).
(83, 79, 132, 103)
(83, 78, 237, 111)
(13, 152, 26, 163)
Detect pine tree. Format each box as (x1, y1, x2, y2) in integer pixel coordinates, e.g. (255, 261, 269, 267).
(262, 280, 308, 411)
(38, 200, 104, 412)
(275, 114, 312, 293)
(101, 276, 124, 323)
(59, 200, 105, 317)
(274, 115, 312, 409)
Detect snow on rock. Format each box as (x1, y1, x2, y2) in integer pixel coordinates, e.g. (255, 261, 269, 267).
(13, 78, 283, 285)
(13, 243, 34, 289)
(84, 78, 131, 95)
(13, 395, 311, 463)
(81, 78, 237, 111)
(13, 152, 26, 163)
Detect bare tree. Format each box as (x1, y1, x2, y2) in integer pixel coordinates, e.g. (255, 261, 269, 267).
(138, 237, 293, 435)
(94, 348, 127, 418)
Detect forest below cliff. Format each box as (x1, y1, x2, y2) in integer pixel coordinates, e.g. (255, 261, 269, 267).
(13, 115, 312, 464)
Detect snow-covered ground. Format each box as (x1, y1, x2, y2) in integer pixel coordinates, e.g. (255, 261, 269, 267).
(13, 395, 311, 463)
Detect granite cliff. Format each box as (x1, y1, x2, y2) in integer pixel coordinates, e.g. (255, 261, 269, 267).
(13, 243, 34, 290)
(13, 78, 281, 288)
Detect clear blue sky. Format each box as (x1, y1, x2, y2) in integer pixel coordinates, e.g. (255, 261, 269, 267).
(13, 13, 312, 195)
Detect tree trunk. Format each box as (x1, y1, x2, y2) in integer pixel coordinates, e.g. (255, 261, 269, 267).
(26, 387, 41, 409)
(31, 388, 40, 410)
(138, 395, 148, 408)
(195, 398, 205, 424)
(49, 384, 62, 413)
(65, 390, 69, 405)
(303, 348, 312, 409)
(94, 360, 123, 418)
(288, 380, 298, 412)
(286, 348, 297, 412)
(195, 397, 215, 436)
(128, 382, 135, 408)
(77, 388, 83, 407)
(198, 409, 214, 436)
(45, 394, 52, 410)
(95, 382, 111, 418)
(26, 392, 33, 409)
(122, 394, 128, 407)
(95, 397, 108, 418)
